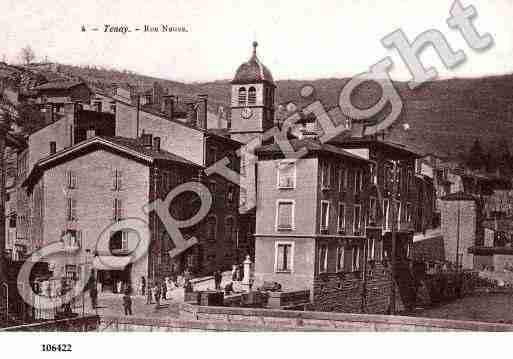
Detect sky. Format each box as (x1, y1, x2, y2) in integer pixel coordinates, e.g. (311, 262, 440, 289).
(1, 0, 513, 83)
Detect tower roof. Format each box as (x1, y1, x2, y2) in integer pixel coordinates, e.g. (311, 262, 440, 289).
(232, 41, 274, 85)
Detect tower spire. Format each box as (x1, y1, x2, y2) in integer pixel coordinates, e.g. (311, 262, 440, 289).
(252, 41, 258, 58)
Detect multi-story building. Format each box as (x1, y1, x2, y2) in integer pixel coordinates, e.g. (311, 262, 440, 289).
(253, 138, 403, 313)
(19, 84, 243, 285)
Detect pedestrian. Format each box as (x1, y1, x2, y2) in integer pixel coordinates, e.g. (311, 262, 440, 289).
(154, 283, 161, 309)
(90, 283, 98, 310)
(224, 282, 234, 295)
(123, 289, 132, 316)
(146, 281, 153, 304)
(161, 281, 167, 300)
(214, 270, 222, 291)
(231, 265, 237, 281)
(141, 276, 146, 296)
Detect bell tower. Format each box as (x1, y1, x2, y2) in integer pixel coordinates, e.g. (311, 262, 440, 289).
(230, 42, 275, 144)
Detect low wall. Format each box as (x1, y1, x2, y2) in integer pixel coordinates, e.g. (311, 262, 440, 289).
(178, 303, 513, 331)
(0, 316, 100, 332)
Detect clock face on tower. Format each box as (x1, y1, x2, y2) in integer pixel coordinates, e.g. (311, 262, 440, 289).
(241, 107, 253, 119)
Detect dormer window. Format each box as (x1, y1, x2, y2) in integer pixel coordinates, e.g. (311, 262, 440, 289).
(248, 87, 256, 105)
(238, 87, 247, 106)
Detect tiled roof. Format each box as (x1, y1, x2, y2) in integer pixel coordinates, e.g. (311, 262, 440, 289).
(440, 191, 478, 202)
(255, 138, 372, 163)
(32, 80, 84, 91)
(232, 42, 274, 85)
(101, 136, 199, 166)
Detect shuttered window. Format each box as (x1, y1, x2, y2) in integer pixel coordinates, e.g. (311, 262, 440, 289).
(275, 243, 293, 272)
(277, 200, 294, 230)
(113, 198, 123, 221)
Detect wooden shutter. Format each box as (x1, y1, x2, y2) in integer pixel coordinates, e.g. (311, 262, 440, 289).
(112, 170, 117, 191)
(112, 198, 117, 220)
(71, 198, 77, 220)
(117, 170, 122, 190)
(343, 246, 352, 272)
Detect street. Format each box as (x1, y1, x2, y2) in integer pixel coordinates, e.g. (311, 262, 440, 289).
(413, 292, 513, 324)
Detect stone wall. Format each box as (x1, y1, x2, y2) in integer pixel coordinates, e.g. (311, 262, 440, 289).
(312, 261, 393, 314)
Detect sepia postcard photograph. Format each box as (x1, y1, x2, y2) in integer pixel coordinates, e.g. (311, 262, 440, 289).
(1, 0, 513, 356)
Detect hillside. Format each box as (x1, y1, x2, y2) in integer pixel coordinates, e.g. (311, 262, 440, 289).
(4, 62, 513, 159)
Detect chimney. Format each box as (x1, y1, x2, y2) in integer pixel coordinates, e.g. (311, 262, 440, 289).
(50, 141, 56, 154)
(153, 136, 161, 151)
(185, 99, 196, 126)
(197, 94, 208, 129)
(162, 95, 174, 120)
(141, 133, 153, 148)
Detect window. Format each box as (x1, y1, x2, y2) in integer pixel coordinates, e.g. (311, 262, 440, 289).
(277, 161, 296, 189)
(110, 230, 131, 253)
(226, 185, 235, 205)
(354, 170, 361, 194)
(321, 162, 331, 189)
(66, 170, 77, 189)
(225, 217, 235, 242)
(276, 200, 294, 230)
(383, 199, 390, 230)
(86, 128, 96, 139)
(66, 198, 77, 221)
(62, 230, 81, 250)
(248, 87, 256, 105)
(318, 244, 328, 273)
(367, 236, 375, 260)
(337, 203, 346, 233)
(406, 202, 412, 222)
(65, 265, 78, 280)
(320, 200, 330, 231)
(275, 242, 293, 273)
(338, 167, 346, 191)
(112, 169, 123, 191)
(369, 197, 377, 224)
(352, 246, 360, 271)
(384, 163, 393, 191)
(353, 205, 361, 234)
(370, 164, 377, 185)
(395, 200, 401, 229)
(238, 87, 247, 106)
(112, 198, 123, 221)
(336, 246, 345, 272)
(206, 216, 217, 241)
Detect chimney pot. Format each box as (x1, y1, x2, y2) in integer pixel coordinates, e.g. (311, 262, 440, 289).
(153, 136, 161, 151)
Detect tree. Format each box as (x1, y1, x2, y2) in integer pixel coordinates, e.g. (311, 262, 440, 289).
(19, 45, 36, 65)
(467, 138, 486, 170)
(495, 139, 512, 178)
(15, 102, 46, 135)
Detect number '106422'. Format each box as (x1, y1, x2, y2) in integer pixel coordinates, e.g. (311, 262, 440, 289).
(41, 344, 72, 352)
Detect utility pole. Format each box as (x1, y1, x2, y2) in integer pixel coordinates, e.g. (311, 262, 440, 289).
(0, 120, 8, 322)
(455, 200, 461, 271)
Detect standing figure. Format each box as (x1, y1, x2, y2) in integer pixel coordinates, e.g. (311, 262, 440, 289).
(231, 265, 237, 281)
(123, 289, 132, 315)
(146, 282, 153, 304)
(90, 283, 98, 310)
(141, 276, 146, 296)
(154, 284, 161, 309)
(161, 281, 167, 300)
(214, 270, 222, 291)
